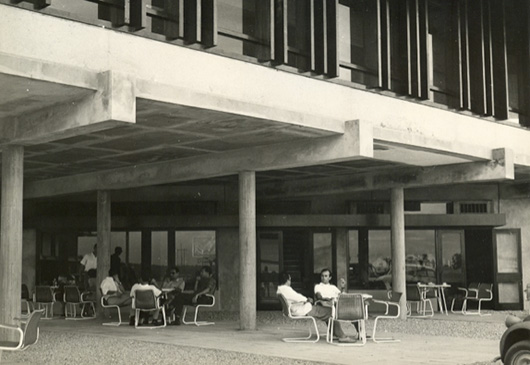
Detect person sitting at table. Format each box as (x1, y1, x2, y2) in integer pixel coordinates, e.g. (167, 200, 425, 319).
(100, 268, 134, 324)
(130, 271, 163, 326)
(162, 266, 186, 292)
(167, 266, 215, 325)
(314, 268, 345, 307)
(277, 271, 356, 343)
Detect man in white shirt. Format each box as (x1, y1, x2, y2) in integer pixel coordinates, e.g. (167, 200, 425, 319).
(130, 272, 163, 326)
(80, 244, 97, 291)
(100, 268, 134, 324)
(314, 268, 345, 307)
(277, 272, 355, 343)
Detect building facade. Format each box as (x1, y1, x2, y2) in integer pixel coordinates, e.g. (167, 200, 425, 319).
(1, 0, 530, 329)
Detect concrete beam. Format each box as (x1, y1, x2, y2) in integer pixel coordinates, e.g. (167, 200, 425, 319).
(24, 120, 373, 198)
(259, 148, 514, 199)
(0, 71, 136, 145)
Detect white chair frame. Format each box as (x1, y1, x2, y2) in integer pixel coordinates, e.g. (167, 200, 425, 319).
(64, 286, 96, 320)
(182, 294, 215, 326)
(327, 293, 368, 347)
(278, 294, 320, 343)
(101, 295, 122, 326)
(133, 290, 167, 329)
(462, 284, 493, 316)
(370, 292, 401, 343)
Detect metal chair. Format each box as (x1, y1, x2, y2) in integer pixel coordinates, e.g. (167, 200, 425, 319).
(64, 285, 96, 320)
(406, 284, 433, 318)
(34, 286, 55, 319)
(370, 291, 402, 343)
(462, 283, 493, 316)
(182, 293, 215, 326)
(277, 293, 320, 343)
(100, 288, 122, 326)
(0, 309, 45, 351)
(327, 293, 368, 346)
(451, 282, 480, 313)
(133, 290, 166, 329)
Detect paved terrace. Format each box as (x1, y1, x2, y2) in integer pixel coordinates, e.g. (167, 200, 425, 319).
(0, 310, 515, 365)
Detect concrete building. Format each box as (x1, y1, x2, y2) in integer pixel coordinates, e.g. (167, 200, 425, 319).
(1, 0, 530, 332)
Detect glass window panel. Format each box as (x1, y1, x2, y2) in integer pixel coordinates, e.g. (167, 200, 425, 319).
(497, 232, 519, 273)
(368, 230, 391, 289)
(348, 230, 359, 265)
(259, 232, 281, 302)
(405, 230, 436, 283)
(42, 0, 98, 20)
(440, 232, 464, 284)
(151, 231, 168, 266)
(313, 233, 332, 274)
(175, 231, 216, 288)
(110, 231, 126, 261)
(77, 234, 97, 258)
(128, 231, 142, 265)
(348, 230, 363, 288)
(498, 283, 520, 303)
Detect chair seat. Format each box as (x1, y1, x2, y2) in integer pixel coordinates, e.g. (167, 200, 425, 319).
(0, 340, 19, 348)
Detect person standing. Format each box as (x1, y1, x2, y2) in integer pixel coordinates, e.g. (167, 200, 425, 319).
(80, 244, 97, 291)
(110, 246, 123, 277)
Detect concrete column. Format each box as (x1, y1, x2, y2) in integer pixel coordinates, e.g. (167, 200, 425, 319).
(0, 145, 24, 341)
(390, 187, 407, 319)
(239, 171, 256, 330)
(96, 190, 111, 315)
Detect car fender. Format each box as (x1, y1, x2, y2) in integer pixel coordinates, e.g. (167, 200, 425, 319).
(500, 323, 530, 361)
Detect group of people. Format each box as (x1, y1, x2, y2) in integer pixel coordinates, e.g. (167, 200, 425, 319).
(277, 268, 358, 343)
(100, 265, 216, 326)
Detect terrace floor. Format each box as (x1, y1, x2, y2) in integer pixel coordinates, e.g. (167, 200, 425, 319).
(0, 310, 516, 365)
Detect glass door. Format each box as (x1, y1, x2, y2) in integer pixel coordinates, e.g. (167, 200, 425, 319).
(493, 229, 523, 310)
(257, 231, 283, 309)
(436, 230, 466, 286)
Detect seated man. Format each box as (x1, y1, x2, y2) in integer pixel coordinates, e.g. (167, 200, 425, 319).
(168, 266, 215, 324)
(162, 266, 186, 293)
(130, 272, 163, 325)
(314, 268, 345, 307)
(100, 268, 134, 324)
(277, 271, 355, 343)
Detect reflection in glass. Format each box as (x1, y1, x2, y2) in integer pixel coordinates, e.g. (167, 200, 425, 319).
(496, 231, 519, 274)
(259, 232, 282, 303)
(405, 230, 436, 284)
(368, 231, 391, 289)
(175, 231, 217, 290)
(440, 231, 465, 284)
(498, 283, 520, 304)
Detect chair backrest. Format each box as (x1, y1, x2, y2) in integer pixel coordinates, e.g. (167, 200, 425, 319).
(22, 309, 44, 347)
(388, 291, 403, 304)
(277, 294, 291, 317)
(134, 290, 157, 310)
(21, 284, 30, 300)
(35, 286, 54, 303)
(64, 285, 81, 303)
(406, 285, 422, 301)
(469, 282, 480, 290)
(477, 283, 493, 298)
(335, 293, 365, 321)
